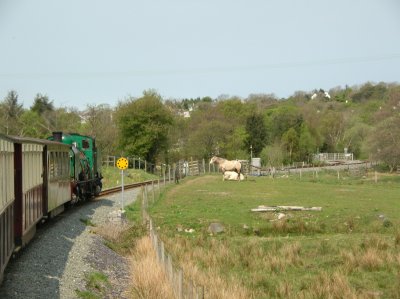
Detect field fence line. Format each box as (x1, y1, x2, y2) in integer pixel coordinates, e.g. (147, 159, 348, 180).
(140, 183, 205, 299)
(132, 159, 378, 298)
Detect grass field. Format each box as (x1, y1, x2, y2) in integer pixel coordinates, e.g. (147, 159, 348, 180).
(147, 171, 400, 298)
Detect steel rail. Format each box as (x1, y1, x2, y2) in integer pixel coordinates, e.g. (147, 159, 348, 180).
(98, 179, 162, 197)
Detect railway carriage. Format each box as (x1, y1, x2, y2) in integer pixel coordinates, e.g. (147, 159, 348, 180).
(43, 140, 72, 218)
(0, 134, 15, 283)
(12, 136, 45, 247)
(1, 132, 101, 284)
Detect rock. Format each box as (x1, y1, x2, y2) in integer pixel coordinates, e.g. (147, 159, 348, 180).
(277, 213, 286, 220)
(184, 228, 195, 233)
(107, 209, 127, 224)
(208, 222, 225, 234)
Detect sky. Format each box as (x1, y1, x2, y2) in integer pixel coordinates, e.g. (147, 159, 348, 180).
(0, 0, 399, 110)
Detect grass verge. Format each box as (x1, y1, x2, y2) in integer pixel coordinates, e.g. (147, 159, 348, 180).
(76, 271, 111, 299)
(149, 173, 400, 298)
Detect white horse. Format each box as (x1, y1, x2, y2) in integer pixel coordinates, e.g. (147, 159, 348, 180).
(210, 156, 242, 180)
(223, 171, 245, 181)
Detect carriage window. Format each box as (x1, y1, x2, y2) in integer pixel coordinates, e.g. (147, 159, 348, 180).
(49, 152, 55, 179)
(55, 152, 59, 178)
(82, 140, 90, 149)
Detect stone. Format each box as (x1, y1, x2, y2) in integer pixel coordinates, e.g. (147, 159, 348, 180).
(208, 222, 225, 234)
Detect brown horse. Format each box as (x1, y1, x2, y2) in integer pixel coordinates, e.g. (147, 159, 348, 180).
(210, 156, 242, 180)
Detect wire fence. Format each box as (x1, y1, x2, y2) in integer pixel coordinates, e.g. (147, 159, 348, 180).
(140, 183, 205, 299)
(102, 156, 220, 177)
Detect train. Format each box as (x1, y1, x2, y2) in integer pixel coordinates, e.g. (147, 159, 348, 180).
(0, 132, 102, 283)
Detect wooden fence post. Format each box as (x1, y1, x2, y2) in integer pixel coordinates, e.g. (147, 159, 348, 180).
(141, 186, 146, 225)
(196, 286, 204, 299)
(160, 241, 165, 265)
(167, 254, 173, 283)
(145, 185, 149, 209)
(152, 181, 155, 202)
(178, 268, 183, 299)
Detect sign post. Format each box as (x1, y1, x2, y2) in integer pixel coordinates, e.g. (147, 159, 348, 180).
(116, 157, 128, 212)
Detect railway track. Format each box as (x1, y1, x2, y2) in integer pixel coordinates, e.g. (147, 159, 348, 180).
(98, 179, 164, 197)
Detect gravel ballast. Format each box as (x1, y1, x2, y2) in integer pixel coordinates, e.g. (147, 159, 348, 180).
(0, 188, 140, 299)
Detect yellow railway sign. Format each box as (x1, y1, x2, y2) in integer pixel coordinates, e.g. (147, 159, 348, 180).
(116, 157, 128, 170)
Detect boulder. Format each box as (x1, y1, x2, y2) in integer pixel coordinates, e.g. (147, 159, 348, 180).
(208, 222, 225, 234)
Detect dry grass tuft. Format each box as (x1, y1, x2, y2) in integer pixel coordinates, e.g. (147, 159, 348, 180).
(94, 221, 131, 243)
(272, 219, 288, 233)
(309, 271, 357, 298)
(264, 254, 285, 273)
(341, 250, 358, 273)
(282, 242, 302, 266)
(361, 235, 390, 251)
(164, 237, 254, 298)
(129, 237, 175, 299)
(359, 248, 384, 271)
(395, 231, 400, 247)
(189, 266, 253, 299)
(341, 247, 385, 272)
(275, 280, 292, 298)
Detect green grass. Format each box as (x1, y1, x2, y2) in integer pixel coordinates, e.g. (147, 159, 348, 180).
(76, 272, 111, 299)
(148, 172, 400, 298)
(80, 217, 96, 226)
(75, 290, 100, 299)
(101, 166, 159, 189)
(102, 222, 147, 255)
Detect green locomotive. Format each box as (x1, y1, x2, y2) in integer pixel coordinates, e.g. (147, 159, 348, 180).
(49, 132, 103, 200)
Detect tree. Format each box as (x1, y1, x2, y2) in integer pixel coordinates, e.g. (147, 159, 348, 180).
(82, 104, 118, 157)
(244, 113, 267, 157)
(31, 93, 54, 115)
(53, 107, 83, 133)
(260, 142, 284, 167)
(298, 123, 316, 162)
(186, 102, 232, 159)
(267, 105, 303, 143)
(320, 110, 347, 152)
(352, 82, 388, 103)
(223, 127, 248, 160)
(282, 127, 299, 163)
(367, 116, 400, 172)
(30, 93, 56, 133)
(342, 122, 371, 159)
(116, 90, 173, 163)
(19, 111, 49, 138)
(1, 90, 24, 134)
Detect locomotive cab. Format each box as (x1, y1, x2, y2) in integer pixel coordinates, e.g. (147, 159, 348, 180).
(50, 132, 103, 201)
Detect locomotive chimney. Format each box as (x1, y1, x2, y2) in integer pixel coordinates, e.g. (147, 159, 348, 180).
(52, 131, 63, 142)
